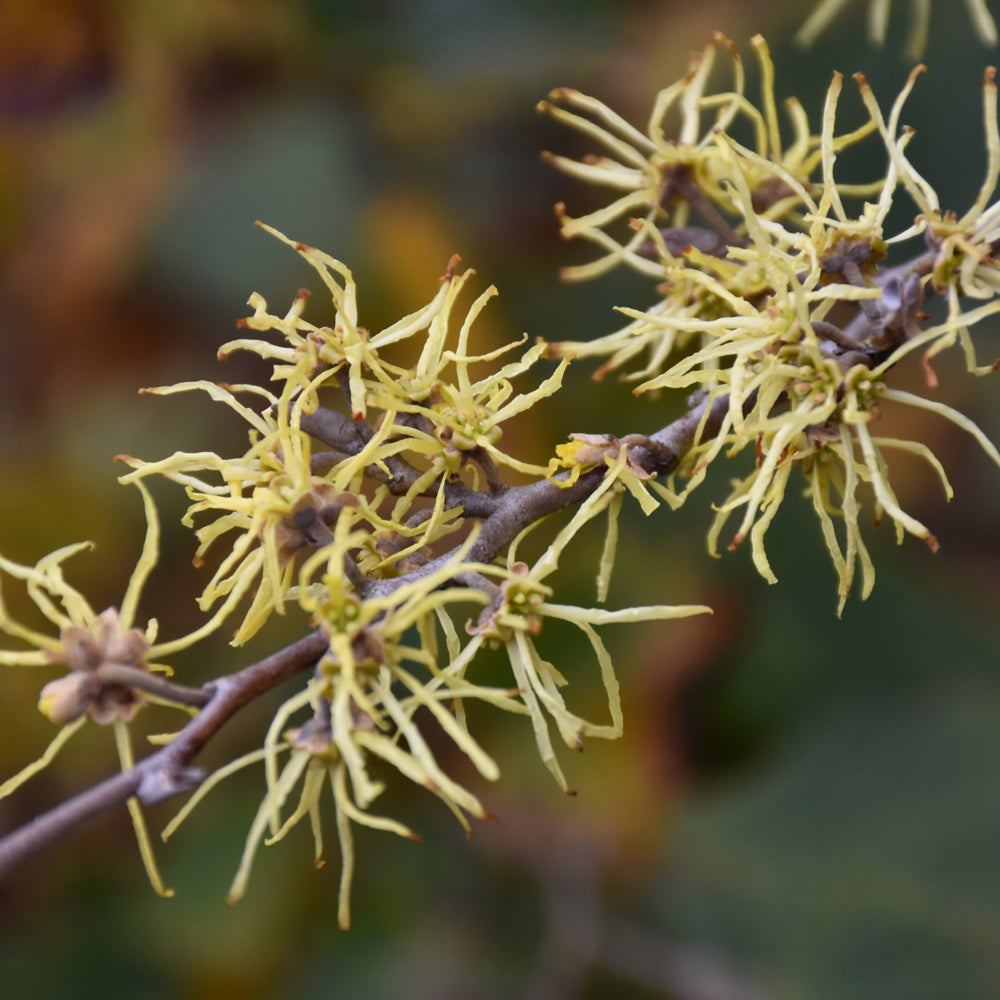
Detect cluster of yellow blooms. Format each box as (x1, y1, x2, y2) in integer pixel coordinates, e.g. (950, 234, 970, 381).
(543, 33, 1000, 612)
(0, 223, 706, 925)
(3, 22, 1000, 925)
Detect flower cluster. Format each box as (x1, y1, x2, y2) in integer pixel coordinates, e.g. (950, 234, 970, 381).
(544, 36, 1000, 609)
(0, 221, 708, 921)
(542, 34, 882, 376)
(110, 226, 707, 923)
(0, 480, 217, 896)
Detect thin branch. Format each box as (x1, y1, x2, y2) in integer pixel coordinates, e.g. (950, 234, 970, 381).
(645, 394, 730, 471)
(0, 631, 328, 877)
(812, 320, 869, 354)
(466, 446, 508, 495)
(95, 666, 212, 708)
(0, 768, 146, 874)
(663, 163, 743, 246)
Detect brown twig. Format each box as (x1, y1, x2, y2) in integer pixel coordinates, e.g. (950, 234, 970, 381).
(94, 665, 212, 708)
(0, 631, 328, 877)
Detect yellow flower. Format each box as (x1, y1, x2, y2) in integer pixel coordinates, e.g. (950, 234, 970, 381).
(856, 65, 1000, 379)
(162, 532, 518, 926)
(545, 41, 883, 381)
(700, 359, 1000, 612)
(123, 234, 575, 652)
(540, 34, 880, 285)
(362, 267, 570, 478)
(0, 480, 225, 896)
(119, 388, 458, 645)
(223, 223, 407, 420)
(461, 545, 711, 792)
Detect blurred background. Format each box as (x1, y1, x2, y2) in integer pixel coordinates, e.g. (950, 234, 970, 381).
(2, 1, 1000, 997)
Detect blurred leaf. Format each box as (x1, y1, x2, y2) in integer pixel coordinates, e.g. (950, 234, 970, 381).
(654, 685, 1000, 999)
